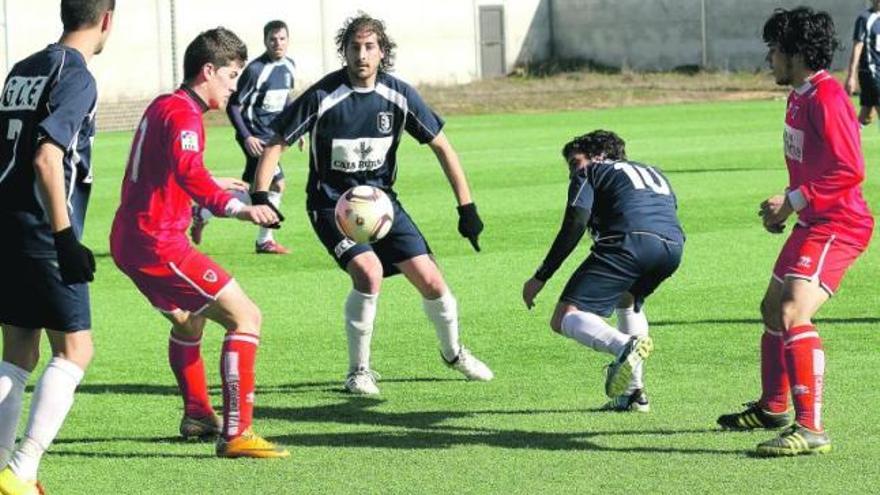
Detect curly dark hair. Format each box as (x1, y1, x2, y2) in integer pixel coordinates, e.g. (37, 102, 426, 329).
(335, 13, 396, 71)
(562, 130, 627, 161)
(762, 7, 839, 71)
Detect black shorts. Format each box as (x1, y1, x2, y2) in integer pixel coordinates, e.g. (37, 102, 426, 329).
(0, 255, 91, 331)
(237, 137, 285, 184)
(308, 199, 432, 277)
(560, 232, 683, 317)
(858, 71, 880, 108)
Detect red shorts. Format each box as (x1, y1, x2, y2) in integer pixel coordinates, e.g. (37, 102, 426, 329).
(772, 224, 867, 295)
(118, 249, 233, 314)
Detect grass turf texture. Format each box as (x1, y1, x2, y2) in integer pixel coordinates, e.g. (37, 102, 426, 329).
(25, 99, 880, 493)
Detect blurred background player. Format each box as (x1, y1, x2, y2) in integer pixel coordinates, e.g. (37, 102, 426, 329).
(109, 27, 288, 459)
(717, 7, 873, 457)
(191, 20, 301, 254)
(252, 13, 492, 395)
(522, 130, 684, 412)
(0, 1, 114, 493)
(845, 0, 880, 126)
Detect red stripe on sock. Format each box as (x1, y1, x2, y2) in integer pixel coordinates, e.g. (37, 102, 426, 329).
(168, 332, 213, 418)
(221, 332, 259, 440)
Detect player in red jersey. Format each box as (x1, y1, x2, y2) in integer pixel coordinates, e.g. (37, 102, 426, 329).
(109, 28, 288, 459)
(717, 7, 874, 457)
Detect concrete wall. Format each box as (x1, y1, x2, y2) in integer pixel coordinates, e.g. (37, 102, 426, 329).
(546, 0, 865, 71)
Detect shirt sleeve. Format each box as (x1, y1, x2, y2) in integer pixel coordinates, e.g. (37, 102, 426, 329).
(854, 14, 867, 42)
(168, 114, 234, 217)
(534, 176, 594, 282)
(226, 99, 251, 139)
(37, 66, 95, 150)
(271, 87, 318, 146)
(796, 92, 865, 212)
(403, 86, 445, 144)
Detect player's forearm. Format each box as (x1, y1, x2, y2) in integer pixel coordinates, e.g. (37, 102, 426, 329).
(430, 137, 472, 205)
(535, 207, 590, 282)
(847, 43, 863, 78)
(254, 142, 284, 192)
(227, 104, 251, 138)
(33, 143, 71, 233)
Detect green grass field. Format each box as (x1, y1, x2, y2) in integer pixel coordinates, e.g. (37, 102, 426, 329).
(28, 99, 880, 493)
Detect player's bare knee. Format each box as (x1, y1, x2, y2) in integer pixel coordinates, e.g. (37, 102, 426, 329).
(550, 307, 569, 334)
(349, 257, 383, 293)
(233, 302, 263, 336)
(271, 179, 286, 194)
(49, 331, 94, 369)
(616, 292, 635, 309)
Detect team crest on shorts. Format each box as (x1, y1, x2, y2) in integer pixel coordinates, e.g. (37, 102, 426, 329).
(203, 269, 218, 283)
(377, 112, 393, 134)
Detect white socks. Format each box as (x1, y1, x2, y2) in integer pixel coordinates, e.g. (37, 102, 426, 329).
(616, 306, 649, 393)
(8, 357, 84, 481)
(422, 291, 462, 362)
(560, 311, 630, 356)
(345, 290, 378, 372)
(257, 191, 282, 244)
(0, 361, 30, 467)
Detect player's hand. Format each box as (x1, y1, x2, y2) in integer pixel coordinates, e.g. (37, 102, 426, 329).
(844, 76, 857, 96)
(244, 136, 266, 158)
(215, 177, 249, 192)
(297, 137, 305, 152)
(759, 195, 792, 234)
(457, 203, 483, 252)
(522, 277, 545, 310)
(53, 227, 96, 284)
(236, 204, 280, 227)
(250, 191, 285, 228)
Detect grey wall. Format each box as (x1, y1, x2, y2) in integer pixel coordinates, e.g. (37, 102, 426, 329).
(521, 0, 867, 71)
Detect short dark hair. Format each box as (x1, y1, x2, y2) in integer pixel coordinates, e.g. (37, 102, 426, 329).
(335, 13, 396, 71)
(263, 20, 288, 39)
(762, 7, 839, 71)
(61, 0, 115, 31)
(562, 130, 627, 161)
(183, 27, 248, 82)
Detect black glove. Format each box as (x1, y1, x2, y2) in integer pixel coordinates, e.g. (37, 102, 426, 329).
(457, 203, 483, 252)
(250, 191, 284, 229)
(53, 227, 95, 284)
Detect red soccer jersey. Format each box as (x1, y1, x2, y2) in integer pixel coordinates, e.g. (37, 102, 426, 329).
(783, 71, 874, 245)
(111, 88, 237, 265)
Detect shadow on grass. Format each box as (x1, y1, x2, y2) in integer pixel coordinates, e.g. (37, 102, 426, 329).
(652, 317, 880, 327)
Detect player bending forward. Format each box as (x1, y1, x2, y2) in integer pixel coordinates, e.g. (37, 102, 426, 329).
(110, 28, 288, 458)
(522, 130, 684, 411)
(253, 14, 492, 394)
(717, 7, 873, 457)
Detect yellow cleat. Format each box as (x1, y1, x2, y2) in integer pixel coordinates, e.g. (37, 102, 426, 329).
(216, 429, 290, 459)
(0, 467, 44, 495)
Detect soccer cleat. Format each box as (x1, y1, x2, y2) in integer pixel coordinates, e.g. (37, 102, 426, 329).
(0, 467, 43, 495)
(755, 424, 831, 457)
(255, 240, 291, 255)
(716, 401, 791, 431)
(216, 428, 290, 459)
(444, 347, 494, 381)
(190, 205, 208, 245)
(344, 368, 380, 395)
(601, 388, 650, 413)
(604, 336, 653, 398)
(179, 412, 222, 439)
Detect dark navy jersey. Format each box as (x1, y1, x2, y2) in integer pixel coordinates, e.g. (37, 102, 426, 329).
(0, 44, 98, 257)
(271, 69, 444, 209)
(227, 54, 295, 141)
(534, 159, 683, 282)
(571, 159, 683, 242)
(854, 9, 880, 76)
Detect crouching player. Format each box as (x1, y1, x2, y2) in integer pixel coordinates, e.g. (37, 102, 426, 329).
(522, 130, 684, 411)
(110, 28, 288, 458)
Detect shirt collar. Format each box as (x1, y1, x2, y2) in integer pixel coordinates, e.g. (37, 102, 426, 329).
(179, 84, 209, 113)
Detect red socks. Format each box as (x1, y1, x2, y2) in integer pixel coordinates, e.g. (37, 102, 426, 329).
(168, 333, 214, 418)
(758, 328, 789, 413)
(221, 333, 259, 440)
(784, 325, 825, 431)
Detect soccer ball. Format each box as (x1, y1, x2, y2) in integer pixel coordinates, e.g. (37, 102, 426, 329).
(334, 186, 394, 243)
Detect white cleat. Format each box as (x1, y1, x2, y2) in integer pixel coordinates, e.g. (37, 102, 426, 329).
(344, 368, 380, 395)
(445, 347, 494, 381)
